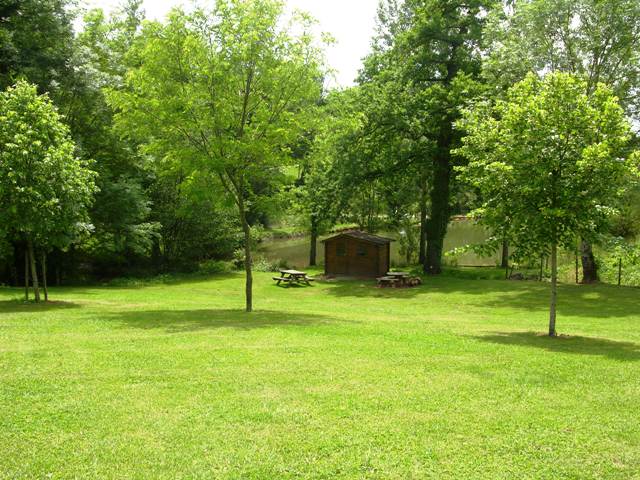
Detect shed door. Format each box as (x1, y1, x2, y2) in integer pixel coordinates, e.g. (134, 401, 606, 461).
(349, 242, 378, 277)
(331, 240, 349, 274)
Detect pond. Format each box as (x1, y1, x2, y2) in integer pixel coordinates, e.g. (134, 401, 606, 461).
(258, 219, 500, 269)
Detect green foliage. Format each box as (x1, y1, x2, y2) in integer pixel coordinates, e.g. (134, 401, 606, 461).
(67, 2, 157, 264)
(458, 73, 636, 256)
(197, 259, 235, 275)
(0, 0, 75, 93)
(0, 81, 97, 250)
(150, 170, 240, 268)
(109, 0, 325, 189)
(598, 236, 640, 286)
(252, 257, 291, 273)
(484, 0, 640, 118)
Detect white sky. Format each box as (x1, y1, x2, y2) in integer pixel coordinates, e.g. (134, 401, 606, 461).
(80, 0, 380, 87)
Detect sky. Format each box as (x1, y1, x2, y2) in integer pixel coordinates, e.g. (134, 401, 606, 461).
(80, 0, 380, 87)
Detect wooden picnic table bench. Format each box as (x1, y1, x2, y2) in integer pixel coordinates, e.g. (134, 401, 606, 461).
(386, 271, 410, 287)
(377, 276, 400, 287)
(273, 269, 314, 287)
(378, 272, 422, 288)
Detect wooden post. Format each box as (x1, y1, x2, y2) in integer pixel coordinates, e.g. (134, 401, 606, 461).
(618, 258, 622, 287)
(575, 250, 579, 284)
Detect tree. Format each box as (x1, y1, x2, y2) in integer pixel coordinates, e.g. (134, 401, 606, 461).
(484, 0, 640, 282)
(293, 95, 352, 265)
(109, 0, 326, 312)
(458, 73, 637, 336)
(0, 0, 75, 93)
(65, 2, 160, 273)
(0, 81, 97, 301)
(359, 0, 497, 274)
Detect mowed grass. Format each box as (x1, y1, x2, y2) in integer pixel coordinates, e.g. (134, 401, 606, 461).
(1, 270, 639, 479)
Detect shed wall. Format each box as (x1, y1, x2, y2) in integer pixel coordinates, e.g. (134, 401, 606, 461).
(324, 236, 389, 277)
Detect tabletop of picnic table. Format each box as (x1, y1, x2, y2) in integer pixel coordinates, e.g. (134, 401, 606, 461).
(280, 269, 307, 276)
(386, 271, 410, 276)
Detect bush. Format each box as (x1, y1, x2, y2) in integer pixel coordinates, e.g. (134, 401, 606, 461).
(198, 260, 234, 275)
(599, 255, 640, 287)
(253, 257, 290, 272)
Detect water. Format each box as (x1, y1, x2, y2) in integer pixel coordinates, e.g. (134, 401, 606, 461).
(258, 219, 500, 269)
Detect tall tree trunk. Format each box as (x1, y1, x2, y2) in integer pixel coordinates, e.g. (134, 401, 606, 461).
(418, 179, 428, 265)
(24, 247, 29, 301)
(549, 243, 558, 337)
(424, 130, 452, 275)
(27, 238, 40, 303)
(309, 215, 318, 267)
(41, 251, 48, 302)
(580, 240, 598, 283)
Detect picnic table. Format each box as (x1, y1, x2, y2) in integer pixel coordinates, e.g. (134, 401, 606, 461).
(385, 271, 410, 286)
(273, 269, 315, 287)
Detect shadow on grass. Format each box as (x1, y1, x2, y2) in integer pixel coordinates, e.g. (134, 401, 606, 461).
(99, 272, 242, 289)
(475, 331, 640, 362)
(323, 279, 425, 298)
(460, 282, 640, 319)
(0, 299, 80, 314)
(107, 308, 338, 333)
(323, 274, 640, 318)
(271, 283, 315, 289)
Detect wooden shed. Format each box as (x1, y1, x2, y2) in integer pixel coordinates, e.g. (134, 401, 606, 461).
(322, 231, 394, 277)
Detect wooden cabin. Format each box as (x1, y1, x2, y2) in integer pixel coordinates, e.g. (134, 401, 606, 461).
(322, 231, 393, 277)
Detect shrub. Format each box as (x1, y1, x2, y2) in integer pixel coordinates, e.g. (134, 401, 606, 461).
(253, 257, 291, 272)
(198, 260, 234, 275)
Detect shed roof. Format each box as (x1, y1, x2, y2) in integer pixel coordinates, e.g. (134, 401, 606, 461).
(321, 230, 395, 246)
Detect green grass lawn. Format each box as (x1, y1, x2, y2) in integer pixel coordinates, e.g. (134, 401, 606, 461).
(1, 271, 639, 479)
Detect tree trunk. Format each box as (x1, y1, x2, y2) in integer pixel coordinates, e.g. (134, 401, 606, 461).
(27, 238, 40, 303)
(501, 240, 509, 269)
(237, 195, 253, 313)
(309, 215, 318, 267)
(549, 243, 558, 337)
(418, 179, 428, 265)
(24, 247, 29, 301)
(580, 240, 598, 283)
(41, 251, 48, 302)
(424, 127, 452, 275)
